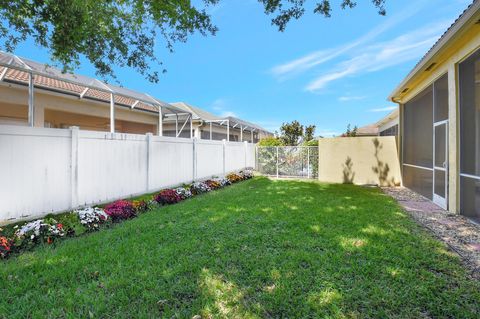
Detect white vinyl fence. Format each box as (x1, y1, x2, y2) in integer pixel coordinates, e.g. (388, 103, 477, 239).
(0, 125, 255, 223)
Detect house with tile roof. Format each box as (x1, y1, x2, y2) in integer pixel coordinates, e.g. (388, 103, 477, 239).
(0, 52, 272, 141)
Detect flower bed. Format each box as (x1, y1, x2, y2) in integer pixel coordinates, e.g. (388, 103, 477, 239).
(0, 169, 254, 260)
(154, 189, 182, 205)
(104, 200, 137, 221)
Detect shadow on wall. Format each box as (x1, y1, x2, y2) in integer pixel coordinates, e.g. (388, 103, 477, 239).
(342, 157, 355, 184)
(339, 138, 400, 186)
(371, 138, 398, 187)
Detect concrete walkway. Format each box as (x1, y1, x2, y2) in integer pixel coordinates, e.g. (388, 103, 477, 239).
(382, 187, 480, 278)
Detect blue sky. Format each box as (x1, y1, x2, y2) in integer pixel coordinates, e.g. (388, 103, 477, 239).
(10, 0, 473, 136)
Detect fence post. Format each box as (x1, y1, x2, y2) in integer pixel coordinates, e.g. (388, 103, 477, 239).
(307, 147, 310, 179)
(223, 139, 226, 175)
(193, 137, 197, 181)
(244, 141, 248, 168)
(255, 145, 258, 171)
(70, 126, 79, 208)
(276, 146, 279, 178)
(146, 133, 153, 191)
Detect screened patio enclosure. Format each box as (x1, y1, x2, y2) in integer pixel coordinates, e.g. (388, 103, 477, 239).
(403, 74, 449, 209)
(459, 47, 480, 221)
(0, 51, 192, 136)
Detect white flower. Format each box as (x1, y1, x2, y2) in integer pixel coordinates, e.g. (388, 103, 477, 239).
(16, 220, 44, 237)
(175, 187, 192, 199)
(75, 207, 108, 230)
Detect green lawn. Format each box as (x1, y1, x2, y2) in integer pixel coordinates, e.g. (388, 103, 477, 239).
(1, 177, 479, 318)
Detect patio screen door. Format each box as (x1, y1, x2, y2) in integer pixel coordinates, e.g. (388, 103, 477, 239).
(433, 121, 448, 209)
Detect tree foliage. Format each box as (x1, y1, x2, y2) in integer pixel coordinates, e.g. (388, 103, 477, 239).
(304, 125, 316, 142)
(258, 136, 284, 146)
(278, 120, 316, 145)
(0, 0, 386, 82)
(259, 0, 386, 31)
(343, 124, 358, 137)
(0, 0, 220, 82)
(280, 120, 303, 146)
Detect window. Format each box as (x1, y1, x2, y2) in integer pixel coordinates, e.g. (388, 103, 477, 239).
(379, 124, 398, 136)
(459, 48, 480, 221)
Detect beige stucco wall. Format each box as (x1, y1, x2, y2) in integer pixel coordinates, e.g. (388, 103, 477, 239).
(318, 136, 402, 186)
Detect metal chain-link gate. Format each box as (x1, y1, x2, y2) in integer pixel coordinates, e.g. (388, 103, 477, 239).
(255, 146, 318, 179)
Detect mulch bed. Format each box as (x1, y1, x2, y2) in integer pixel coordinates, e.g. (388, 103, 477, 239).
(383, 187, 480, 279)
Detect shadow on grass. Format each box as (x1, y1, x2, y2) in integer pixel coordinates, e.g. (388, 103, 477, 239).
(1, 177, 479, 318)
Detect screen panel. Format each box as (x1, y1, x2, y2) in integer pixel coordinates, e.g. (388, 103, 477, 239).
(460, 176, 480, 221)
(434, 124, 446, 168)
(403, 86, 433, 168)
(403, 165, 433, 200)
(434, 74, 449, 122)
(434, 170, 446, 198)
(459, 48, 480, 220)
(459, 49, 480, 177)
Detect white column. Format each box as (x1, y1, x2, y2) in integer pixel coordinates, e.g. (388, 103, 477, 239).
(28, 72, 34, 127)
(210, 122, 212, 140)
(227, 121, 230, 142)
(175, 114, 178, 137)
(190, 115, 193, 139)
(447, 64, 458, 213)
(109, 93, 115, 133)
(158, 107, 163, 136)
(70, 126, 79, 208)
(251, 130, 254, 143)
(240, 125, 243, 142)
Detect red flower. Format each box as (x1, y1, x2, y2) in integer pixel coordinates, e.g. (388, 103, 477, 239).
(0, 236, 10, 251)
(104, 200, 137, 221)
(57, 223, 63, 229)
(154, 189, 182, 205)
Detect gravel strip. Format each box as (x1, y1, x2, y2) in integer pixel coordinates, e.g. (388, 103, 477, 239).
(382, 187, 480, 278)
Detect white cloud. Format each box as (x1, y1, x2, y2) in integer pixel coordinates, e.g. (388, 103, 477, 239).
(220, 111, 238, 117)
(270, 0, 430, 80)
(305, 20, 450, 92)
(211, 98, 238, 117)
(338, 96, 366, 102)
(369, 106, 397, 112)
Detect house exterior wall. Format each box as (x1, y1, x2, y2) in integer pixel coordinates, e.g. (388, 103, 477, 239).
(0, 84, 159, 134)
(395, 20, 480, 214)
(162, 120, 260, 142)
(378, 117, 399, 136)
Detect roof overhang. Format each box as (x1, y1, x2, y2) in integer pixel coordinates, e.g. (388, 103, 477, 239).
(375, 108, 399, 127)
(388, 0, 480, 103)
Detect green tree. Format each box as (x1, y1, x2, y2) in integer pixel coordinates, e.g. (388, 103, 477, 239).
(0, 0, 387, 82)
(259, 0, 386, 31)
(280, 120, 304, 146)
(258, 136, 284, 146)
(343, 124, 358, 137)
(304, 125, 316, 142)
